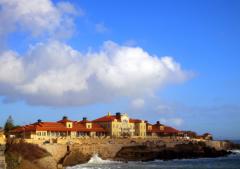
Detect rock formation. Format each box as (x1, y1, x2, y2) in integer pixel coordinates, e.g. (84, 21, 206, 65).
(5, 139, 238, 169)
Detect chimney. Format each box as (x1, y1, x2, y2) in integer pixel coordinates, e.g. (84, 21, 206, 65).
(156, 121, 160, 125)
(62, 116, 68, 120)
(116, 112, 121, 119)
(83, 117, 87, 121)
(107, 112, 111, 116)
(37, 119, 42, 123)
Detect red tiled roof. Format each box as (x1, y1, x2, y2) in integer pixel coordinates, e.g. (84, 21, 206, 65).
(93, 115, 144, 123)
(129, 119, 142, 123)
(57, 119, 75, 123)
(11, 120, 106, 133)
(150, 123, 179, 134)
(93, 115, 120, 122)
(79, 120, 92, 123)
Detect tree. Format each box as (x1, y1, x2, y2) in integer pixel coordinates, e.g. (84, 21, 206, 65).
(4, 115, 14, 135)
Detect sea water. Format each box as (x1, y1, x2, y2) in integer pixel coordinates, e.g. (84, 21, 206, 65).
(66, 151, 240, 169)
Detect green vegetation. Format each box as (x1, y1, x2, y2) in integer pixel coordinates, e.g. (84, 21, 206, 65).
(4, 116, 14, 135)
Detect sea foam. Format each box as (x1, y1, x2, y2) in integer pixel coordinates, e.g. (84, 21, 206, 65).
(66, 153, 118, 169)
(230, 149, 240, 154)
(87, 153, 114, 164)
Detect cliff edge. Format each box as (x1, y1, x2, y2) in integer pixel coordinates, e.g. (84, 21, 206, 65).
(5, 142, 57, 169)
(5, 139, 238, 169)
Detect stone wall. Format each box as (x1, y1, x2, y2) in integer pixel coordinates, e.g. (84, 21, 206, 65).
(205, 140, 229, 150)
(39, 144, 68, 163)
(27, 138, 230, 168)
(0, 145, 6, 169)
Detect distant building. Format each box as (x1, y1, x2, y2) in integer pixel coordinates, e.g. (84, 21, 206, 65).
(181, 131, 198, 139)
(196, 133, 213, 140)
(147, 121, 180, 137)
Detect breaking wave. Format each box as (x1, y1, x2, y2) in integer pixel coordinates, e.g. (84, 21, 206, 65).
(66, 154, 118, 169)
(66, 152, 240, 169)
(87, 153, 114, 164)
(230, 149, 240, 154)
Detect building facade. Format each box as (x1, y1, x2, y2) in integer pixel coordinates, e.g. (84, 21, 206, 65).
(11, 112, 183, 141)
(93, 112, 146, 137)
(0, 129, 5, 145)
(11, 117, 106, 140)
(147, 121, 180, 137)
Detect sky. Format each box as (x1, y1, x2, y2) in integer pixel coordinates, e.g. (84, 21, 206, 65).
(0, 0, 239, 140)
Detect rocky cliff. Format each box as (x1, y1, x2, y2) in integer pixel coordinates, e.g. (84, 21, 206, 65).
(5, 142, 57, 169)
(5, 139, 238, 169)
(114, 142, 230, 162)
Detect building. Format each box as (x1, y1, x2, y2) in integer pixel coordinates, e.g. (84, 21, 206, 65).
(93, 112, 146, 137)
(10, 112, 210, 141)
(196, 133, 213, 140)
(0, 129, 5, 145)
(10, 112, 148, 140)
(147, 121, 180, 137)
(0, 129, 6, 169)
(11, 117, 106, 140)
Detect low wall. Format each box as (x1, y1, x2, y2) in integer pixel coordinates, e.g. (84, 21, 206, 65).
(205, 140, 228, 150)
(0, 145, 6, 169)
(39, 144, 68, 163)
(25, 138, 230, 168)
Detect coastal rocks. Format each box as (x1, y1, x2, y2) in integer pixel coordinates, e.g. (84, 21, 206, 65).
(62, 150, 91, 166)
(62, 143, 124, 166)
(114, 142, 231, 162)
(39, 144, 68, 163)
(5, 143, 57, 169)
(5, 139, 236, 169)
(222, 141, 240, 150)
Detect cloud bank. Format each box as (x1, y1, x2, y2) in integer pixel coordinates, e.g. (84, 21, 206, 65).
(0, 41, 191, 106)
(0, 0, 192, 107)
(160, 118, 183, 126)
(0, 0, 78, 40)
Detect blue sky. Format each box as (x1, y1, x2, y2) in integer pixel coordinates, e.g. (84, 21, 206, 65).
(0, 0, 239, 140)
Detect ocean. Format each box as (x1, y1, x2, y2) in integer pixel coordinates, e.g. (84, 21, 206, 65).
(66, 150, 240, 169)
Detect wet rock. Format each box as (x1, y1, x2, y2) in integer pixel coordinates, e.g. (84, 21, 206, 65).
(114, 142, 231, 162)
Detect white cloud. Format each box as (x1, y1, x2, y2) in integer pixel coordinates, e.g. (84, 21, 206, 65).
(0, 0, 77, 38)
(155, 104, 174, 114)
(95, 22, 108, 33)
(160, 118, 183, 126)
(131, 98, 145, 109)
(0, 0, 193, 107)
(0, 40, 191, 106)
(0, 51, 24, 84)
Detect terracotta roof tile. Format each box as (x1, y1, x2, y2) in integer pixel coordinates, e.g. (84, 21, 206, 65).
(11, 120, 106, 133)
(93, 115, 119, 122)
(129, 119, 142, 123)
(150, 123, 179, 134)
